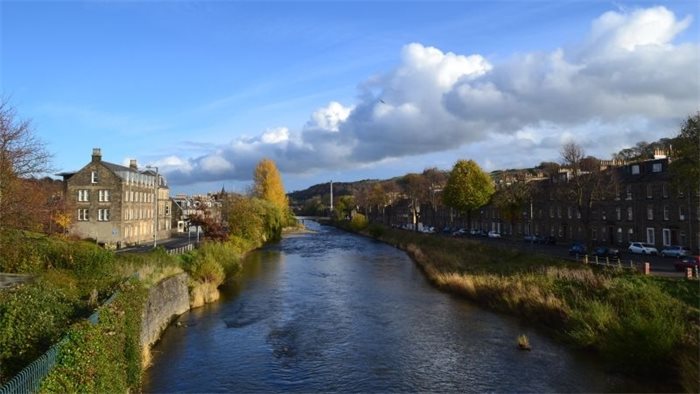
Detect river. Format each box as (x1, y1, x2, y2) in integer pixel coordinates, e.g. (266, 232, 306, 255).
(143, 222, 647, 393)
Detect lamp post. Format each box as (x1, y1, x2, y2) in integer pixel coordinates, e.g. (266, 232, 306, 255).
(146, 166, 158, 248)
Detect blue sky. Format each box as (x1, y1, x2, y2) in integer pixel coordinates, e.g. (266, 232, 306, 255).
(2, 1, 699, 194)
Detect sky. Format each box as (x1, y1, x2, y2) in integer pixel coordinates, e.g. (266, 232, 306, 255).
(2, 0, 699, 195)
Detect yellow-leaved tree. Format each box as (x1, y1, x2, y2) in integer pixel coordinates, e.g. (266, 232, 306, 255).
(253, 158, 290, 219)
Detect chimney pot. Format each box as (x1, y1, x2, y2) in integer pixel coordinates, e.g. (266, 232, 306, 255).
(91, 148, 102, 163)
(129, 159, 138, 170)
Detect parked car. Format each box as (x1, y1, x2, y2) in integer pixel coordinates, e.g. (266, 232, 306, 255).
(674, 256, 700, 272)
(660, 245, 690, 258)
(628, 242, 659, 255)
(593, 246, 621, 259)
(568, 242, 587, 255)
(523, 235, 538, 243)
(452, 228, 467, 237)
(487, 231, 501, 238)
(441, 226, 453, 234)
(539, 236, 556, 245)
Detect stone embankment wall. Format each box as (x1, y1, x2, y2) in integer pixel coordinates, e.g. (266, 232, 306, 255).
(140, 273, 190, 366)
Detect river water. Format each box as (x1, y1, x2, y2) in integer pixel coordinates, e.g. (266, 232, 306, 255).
(144, 222, 646, 393)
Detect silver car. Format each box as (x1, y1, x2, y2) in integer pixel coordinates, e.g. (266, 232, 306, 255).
(660, 245, 690, 258)
(628, 242, 659, 255)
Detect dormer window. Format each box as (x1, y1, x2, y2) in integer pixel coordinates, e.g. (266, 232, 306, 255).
(91, 171, 98, 183)
(652, 163, 662, 173)
(631, 165, 640, 175)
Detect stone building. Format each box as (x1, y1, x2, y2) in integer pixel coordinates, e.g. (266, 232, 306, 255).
(60, 148, 172, 247)
(376, 152, 699, 253)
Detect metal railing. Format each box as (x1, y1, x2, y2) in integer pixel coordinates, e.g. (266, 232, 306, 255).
(0, 283, 123, 393)
(166, 243, 194, 255)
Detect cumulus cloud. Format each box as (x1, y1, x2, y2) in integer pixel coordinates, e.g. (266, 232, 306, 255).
(159, 6, 698, 186)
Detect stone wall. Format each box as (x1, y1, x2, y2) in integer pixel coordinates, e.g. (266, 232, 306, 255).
(140, 273, 190, 365)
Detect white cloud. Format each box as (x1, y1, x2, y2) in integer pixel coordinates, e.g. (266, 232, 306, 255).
(160, 6, 698, 186)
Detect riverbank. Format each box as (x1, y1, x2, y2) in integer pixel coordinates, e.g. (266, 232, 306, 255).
(339, 222, 699, 392)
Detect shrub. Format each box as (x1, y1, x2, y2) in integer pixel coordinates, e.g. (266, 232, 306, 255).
(41, 279, 147, 393)
(349, 213, 369, 231)
(368, 224, 385, 238)
(0, 279, 80, 381)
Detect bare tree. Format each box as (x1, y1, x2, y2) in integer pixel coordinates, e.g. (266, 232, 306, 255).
(558, 142, 617, 248)
(0, 100, 52, 231)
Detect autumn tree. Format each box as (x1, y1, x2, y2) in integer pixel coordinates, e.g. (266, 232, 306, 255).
(253, 158, 290, 222)
(557, 142, 617, 248)
(443, 160, 495, 228)
(0, 100, 52, 232)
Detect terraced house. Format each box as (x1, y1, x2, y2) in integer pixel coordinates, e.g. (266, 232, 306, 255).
(60, 148, 172, 248)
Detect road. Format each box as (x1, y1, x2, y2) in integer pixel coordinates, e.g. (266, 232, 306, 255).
(116, 234, 197, 254)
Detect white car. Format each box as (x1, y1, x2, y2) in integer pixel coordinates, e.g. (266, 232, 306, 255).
(487, 231, 502, 238)
(628, 242, 659, 255)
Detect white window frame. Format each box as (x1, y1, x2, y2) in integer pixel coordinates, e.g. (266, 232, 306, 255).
(662, 228, 671, 247)
(663, 205, 669, 221)
(78, 208, 89, 221)
(77, 189, 89, 202)
(626, 185, 632, 200)
(646, 184, 653, 199)
(627, 207, 633, 221)
(98, 190, 110, 202)
(91, 171, 98, 183)
(646, 227, 655, 245)
(679, 206, 686, 221)
(98, 208, 110, 222)
(647, 206, 654, 220)
(632, 165, 640, 175)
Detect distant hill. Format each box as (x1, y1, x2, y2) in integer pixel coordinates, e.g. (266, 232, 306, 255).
(288, 179, 380, 204)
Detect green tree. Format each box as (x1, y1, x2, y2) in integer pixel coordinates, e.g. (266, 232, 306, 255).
(670, 112, 700, 252)
(398, 173, 427, 231)
(442, 160, 494, 228)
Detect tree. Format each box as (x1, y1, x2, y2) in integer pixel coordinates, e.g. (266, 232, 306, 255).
(442, 160, 495, 228)
(253, 158, 290, 219)
(492, 181, 531, 235)
(558, 142, 617, 248)
(0, 100, 52, 232)
(669, 112, 700, 252)
(398, 173, 427, 231)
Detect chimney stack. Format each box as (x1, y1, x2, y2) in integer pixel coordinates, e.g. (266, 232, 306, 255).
(91, 148, 102, 163)
(129, 159, 138, 170)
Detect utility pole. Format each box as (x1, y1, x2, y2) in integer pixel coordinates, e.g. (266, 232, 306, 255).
(330, 180, 334, 216)
(147, 166, 159, 248)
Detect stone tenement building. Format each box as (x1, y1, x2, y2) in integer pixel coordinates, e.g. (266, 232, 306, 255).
(60, 148, 172, 247)
(380, 153, 699, 253)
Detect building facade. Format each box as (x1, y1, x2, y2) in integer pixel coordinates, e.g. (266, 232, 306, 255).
(60, 148, 172, 247)
(376, 154, 699, 253)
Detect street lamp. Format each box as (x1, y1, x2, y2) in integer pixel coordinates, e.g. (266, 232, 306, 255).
(146, 165, 158, 248)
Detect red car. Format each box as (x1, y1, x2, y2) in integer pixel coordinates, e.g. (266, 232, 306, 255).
(674, 255, 700, 272)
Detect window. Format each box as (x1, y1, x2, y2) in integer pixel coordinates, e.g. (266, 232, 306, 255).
(663, 205, 669, 220)
(678, 187, 684, 198)
(601, 209, 607, 220)
(549, 207, 554, 218)
(647, 206, 654, 220)
(78, 209, 89, 221)
(653, 163, 662, 173)
(592, 228, 597, 241)
(77, 190, 89, 202)
(557, 206, 561, 218)
(98, 190, 110, 202)
(628, 228, 634, 242)
(98, 209, 110, 221)
(617, 228, 623, 243)
(662, 184, 668, 198)
(632, 165, 640, 175)
(567, 207, 572, 219)
(626, 185, 632, 200)
(662, 229, 671, 246)
(616, 207, 621, 221)
(680, 231, 687, 246)
(627, 207, 633, 221)
(91, 171, 98, 183)
(646, 228, 655, 245)
(679, 206, 686, 220)
(646, 184, 653, 199)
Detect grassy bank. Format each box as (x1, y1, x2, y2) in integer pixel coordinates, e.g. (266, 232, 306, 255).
(345, 222, 699, 392)
(0, 225, 273, 389)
